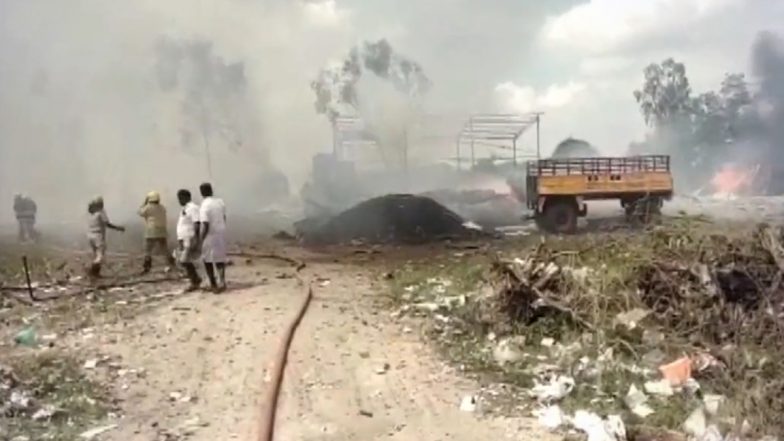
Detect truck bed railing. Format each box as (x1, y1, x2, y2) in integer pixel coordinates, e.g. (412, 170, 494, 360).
(527, 155, 670, 176)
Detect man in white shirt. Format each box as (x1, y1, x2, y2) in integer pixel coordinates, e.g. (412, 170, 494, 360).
(198, 182, 227, 293)
(176, 189, 202, 292)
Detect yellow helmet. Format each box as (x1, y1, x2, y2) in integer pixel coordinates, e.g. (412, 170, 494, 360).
(146, 191, 160, 203)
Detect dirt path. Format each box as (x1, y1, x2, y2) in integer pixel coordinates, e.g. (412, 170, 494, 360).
(85, 258, 552, 441)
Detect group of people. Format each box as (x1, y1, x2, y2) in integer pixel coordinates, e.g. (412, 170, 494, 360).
(87, 182, 229, 293)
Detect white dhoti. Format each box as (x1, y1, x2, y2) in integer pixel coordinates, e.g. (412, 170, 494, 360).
(201, 231, 227, 263)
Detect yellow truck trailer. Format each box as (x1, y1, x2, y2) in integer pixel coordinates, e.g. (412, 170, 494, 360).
(525, 155, 674, 233)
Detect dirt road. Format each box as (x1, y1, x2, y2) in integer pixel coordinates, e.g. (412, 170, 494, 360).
(83, 257, 552, 441)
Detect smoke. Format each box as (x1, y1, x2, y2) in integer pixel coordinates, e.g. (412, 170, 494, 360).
(0, 0, 351, 226)
(750, 31, 784, 159)
(154, 36, 252, 168)
(311, 39, 431, 122)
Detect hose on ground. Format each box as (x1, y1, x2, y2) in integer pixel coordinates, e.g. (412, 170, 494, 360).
(256, 284, 314, 441)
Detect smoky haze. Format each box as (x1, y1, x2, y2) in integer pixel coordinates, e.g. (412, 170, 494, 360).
(0, 0, 353, 227)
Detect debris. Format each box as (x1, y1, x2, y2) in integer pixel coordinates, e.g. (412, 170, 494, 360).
(31, 405, 58, 421)
(13, 327, 37, 347)
(531, 375, 575, 403)
(572, 411, 627, 441)
(8, 390, 33, 412)
(534, 405, 565, 430)
(492, 337, 525, 366)
(699, 426, 724, 441)
(358, 409, 374, 418)
(659, 356, 692, 386)
(541, 337, 555, 348)
(83, 359, 98, 370)
(459, 395, 478, 412)
(703, 394, 725, 416)
(614, 308, 650, 330)
(624, 384, 654, 418)
(375, 363, 390, 375)
(692, 352, 721, 372)
(295, 194, 479, 245)
(683, 407, 707, 438)
(644, 379, 675, 397)
(79, 424, 118, 439)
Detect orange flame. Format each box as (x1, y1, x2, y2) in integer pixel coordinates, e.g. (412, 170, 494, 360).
(710, 164, 755, 196)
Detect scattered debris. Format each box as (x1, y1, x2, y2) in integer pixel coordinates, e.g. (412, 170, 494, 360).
(13, 327, 37, 347)
(358, 409, 374, 418)
(703, 394, 725, 416)
(533, 405, 565, 430)
(644, 379, 675, 397)
(572, 411, 627, 441)
(531, 375, 574, 403)
(683, 407, 707, 438)
(31, 405, 58, 421)
(492, 337, 525, 366)
(659, 357, 693, 387)
(374, 363, 390, 375)
(625, 384, 654, 418)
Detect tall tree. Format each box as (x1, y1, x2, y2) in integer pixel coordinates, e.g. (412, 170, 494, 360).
(633, 58, 693, 127)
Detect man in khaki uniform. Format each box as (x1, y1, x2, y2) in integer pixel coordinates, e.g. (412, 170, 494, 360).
(87, 196, 125, 278)
(138, 191, 175, 274)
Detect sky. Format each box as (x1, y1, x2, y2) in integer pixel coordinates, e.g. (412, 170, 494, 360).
(0, 0, 783, 220)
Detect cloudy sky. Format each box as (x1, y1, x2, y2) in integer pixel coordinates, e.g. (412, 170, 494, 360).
(334, 0, 784, 155)
(1, 0, 783, 217)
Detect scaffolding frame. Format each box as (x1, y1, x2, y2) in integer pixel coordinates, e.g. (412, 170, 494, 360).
(332, 115, 380, 162)
(455, 113, 542, 170)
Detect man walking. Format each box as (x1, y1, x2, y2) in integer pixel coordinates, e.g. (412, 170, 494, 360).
(13, 194, 38, 242)
(87, 196, 125, 278)
(198, 182, 227, 293)
(138, 191, 175, 274)
(176, 189, 202, 292)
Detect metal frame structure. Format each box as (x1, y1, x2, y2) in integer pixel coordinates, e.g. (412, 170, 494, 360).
(331, 115, 379, 162)
(455, 113, 542, 170)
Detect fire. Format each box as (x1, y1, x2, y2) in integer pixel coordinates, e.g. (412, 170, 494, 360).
(710, 164, 757, 198)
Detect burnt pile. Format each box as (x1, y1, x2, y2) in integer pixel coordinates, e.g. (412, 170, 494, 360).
(295, 194, 478, 245)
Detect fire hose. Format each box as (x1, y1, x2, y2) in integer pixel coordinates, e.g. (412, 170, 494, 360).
(256, 284, 314, 441)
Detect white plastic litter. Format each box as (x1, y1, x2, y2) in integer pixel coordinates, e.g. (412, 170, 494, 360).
(699, 425, 724, 441)
(683, 407, 707, 437)
(624, 385, 654, 418)
(492, 337, 525, 366)
(703, 394, 725, 416)
(644, 379, 675, 396)
(533, 405, 565, 430)
(572, 410, 627, 441)
(531, 375, 575, 402)
(540, 337, 555, 348)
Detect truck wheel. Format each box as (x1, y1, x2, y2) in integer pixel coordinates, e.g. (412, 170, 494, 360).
(541, 199, 578, 234)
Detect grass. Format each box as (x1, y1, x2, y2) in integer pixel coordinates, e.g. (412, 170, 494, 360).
(383, 220, 784, 437)
(1, 351, 113, 441)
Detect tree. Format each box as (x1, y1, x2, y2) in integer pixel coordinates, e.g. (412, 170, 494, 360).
(633, 58, 693, 127)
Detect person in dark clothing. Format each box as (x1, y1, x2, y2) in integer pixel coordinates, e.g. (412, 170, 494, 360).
(13, 194, 38, 242)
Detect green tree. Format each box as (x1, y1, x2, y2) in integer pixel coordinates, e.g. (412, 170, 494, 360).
(633, 58, 693, 127)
